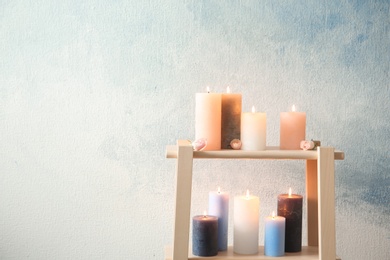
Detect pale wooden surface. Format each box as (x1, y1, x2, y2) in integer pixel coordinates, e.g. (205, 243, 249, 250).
(165, 246, 341, 260)
(167, 141, 344, 260)
(306, 160, 318, 247)
(166, 145, 345, 160)
(172, 140, 194, 260)
(317, 147, 336, 260)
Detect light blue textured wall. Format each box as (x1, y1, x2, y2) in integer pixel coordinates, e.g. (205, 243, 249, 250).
(0, 1, 389, 259)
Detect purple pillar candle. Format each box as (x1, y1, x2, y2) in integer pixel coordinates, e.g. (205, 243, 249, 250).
(221, 87, 242, 149)
(192, 213, 218, 256)
(277, 188, 303, 252)
(209, 187, 229, 251)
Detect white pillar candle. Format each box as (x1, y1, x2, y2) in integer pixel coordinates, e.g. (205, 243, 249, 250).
(280, 105, 306, 150)
(195, 88, 222, 150)
(233, 190, 260, 255)
(241, 106, 266, 150)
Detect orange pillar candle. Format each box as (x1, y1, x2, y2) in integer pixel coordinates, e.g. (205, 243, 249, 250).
(280, 105, 306, 150)
(195, 88, 222, 150)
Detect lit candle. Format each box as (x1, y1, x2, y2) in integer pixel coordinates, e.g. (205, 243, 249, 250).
(221, 87, 242, 149)
(264, 211, 285, 257)
(192, 211, 218, 256)
(280, 105, 306, 150)
(277, 188, 303, 252)
(209, 187, 229, 251)
(241, 106, 266, 150)
(233, 190, 260, 254)
(195, 88, 222, 150)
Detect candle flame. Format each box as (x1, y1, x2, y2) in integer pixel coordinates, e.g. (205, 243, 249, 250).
(217, 186, 221, 193)
(288, 187, 292, 197)
(251, 106, 255, 113)
(292, 104, 296, 112)
(227, 86, 230, 93)
(203, 210, 207, 218)
(272, 211, 276, 218)
(246, 189, 250, 199)
(207, 86, 210, 93)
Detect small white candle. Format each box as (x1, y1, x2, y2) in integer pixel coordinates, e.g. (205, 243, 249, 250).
(241, 106, 266, 150)
(233, 190, 260, 254)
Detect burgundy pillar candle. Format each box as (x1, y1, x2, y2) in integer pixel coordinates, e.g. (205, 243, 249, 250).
(192, 213, 218, 256)
(277, 188, 303, 252)
(221, 87, 242, 149)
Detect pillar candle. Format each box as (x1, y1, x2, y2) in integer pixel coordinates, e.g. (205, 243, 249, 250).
(241, 106, 266, 151)
(209, 187, 229, 251)
(277, 188, 303, 252)
(221, 87, 242, 149)
(233, 190, 260, 255)
(264, 212, 285, 257)
(195, 89, 222, 150)
(192, 213, 218, 256)
(280, 105, 306, 150)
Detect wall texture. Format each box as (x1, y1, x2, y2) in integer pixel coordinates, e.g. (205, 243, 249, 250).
(0, 1, 389, 259)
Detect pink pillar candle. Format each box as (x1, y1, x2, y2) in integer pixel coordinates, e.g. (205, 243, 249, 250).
(280, 105, 306, 150)
(195, 90, 222, 150)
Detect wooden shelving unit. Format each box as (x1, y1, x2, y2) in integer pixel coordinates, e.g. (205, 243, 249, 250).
(165, 140, 345, 260)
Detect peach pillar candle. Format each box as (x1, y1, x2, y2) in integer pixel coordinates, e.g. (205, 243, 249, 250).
(195, 88, 222, 150)
(280, 105, 306, 150)
(241, 106, 266, 150)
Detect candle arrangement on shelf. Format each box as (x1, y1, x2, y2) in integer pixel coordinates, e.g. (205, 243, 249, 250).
(193, 187, 302, 257)
(195, 87, 308, 152)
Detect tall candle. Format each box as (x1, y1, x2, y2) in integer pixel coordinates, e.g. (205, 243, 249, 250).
(221, 87, 242, 149)
(280, 105, 306, 150)
(277, 188, 303, 252)
(209, 187, 229, 251)
(192, 212, 218, 256)
(241, 106, 266, 150)
(264, 212, 285, 257)
(234, 190, 260, 255)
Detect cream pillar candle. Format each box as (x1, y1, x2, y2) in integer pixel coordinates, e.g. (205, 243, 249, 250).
(280, 105, 306, 150)
(241, 106, 266, 150)
(221, 87, 242, 149)
(195, 88, 222, 150)
(233, 190, 260, 255)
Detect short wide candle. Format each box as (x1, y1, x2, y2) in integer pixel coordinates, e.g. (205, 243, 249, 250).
(192, 214, 218, 256)
(280, 105, 306, 150)
(195, 90, 222, 150)
(264, 212, 286, 257)
(241, 106, 266, 150)
(277, 189, 303, 252)
(233, 190, 260, 255)
(209, 188, 229, 251)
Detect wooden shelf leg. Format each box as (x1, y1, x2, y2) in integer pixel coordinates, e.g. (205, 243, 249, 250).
(306, 159, 318, 247)
(317, 147, 336, 260)
(172, 140, 194, 260)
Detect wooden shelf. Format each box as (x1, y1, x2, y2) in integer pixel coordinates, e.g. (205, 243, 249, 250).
(166, 145, 345, 160)
(164, 246, 341, 260)
(166, 140, 345, 260)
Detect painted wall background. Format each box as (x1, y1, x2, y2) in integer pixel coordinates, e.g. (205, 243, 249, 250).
(0, 0, 389, 259)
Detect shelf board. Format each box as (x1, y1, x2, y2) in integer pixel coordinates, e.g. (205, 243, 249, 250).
(164, 246, 341, 260)
(166, 145, 344, 160)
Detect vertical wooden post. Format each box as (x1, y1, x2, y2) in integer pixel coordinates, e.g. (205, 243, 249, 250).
(306, 159, 318, 246)
(317, 147, 336, 260)
(172, 140, 193, 260)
